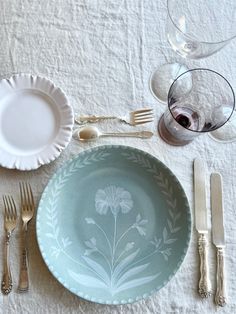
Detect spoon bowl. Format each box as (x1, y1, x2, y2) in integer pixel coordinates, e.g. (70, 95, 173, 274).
(77, 126, 100, 141)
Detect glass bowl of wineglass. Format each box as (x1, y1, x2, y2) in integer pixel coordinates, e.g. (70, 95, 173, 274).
(150, 0, 236, 143)
(158, 68, 235, 146)
(150, 0, 236, 102)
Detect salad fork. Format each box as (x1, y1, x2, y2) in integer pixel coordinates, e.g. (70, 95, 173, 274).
(2, 195, 17, 295)
(18, 182, 35, 292)
(75, 108, 154, 126)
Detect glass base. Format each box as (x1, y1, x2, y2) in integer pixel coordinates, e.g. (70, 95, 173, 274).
(149, 63, 189, 103)
(209, 113, 236, 143)
(158, 115, 192, 146)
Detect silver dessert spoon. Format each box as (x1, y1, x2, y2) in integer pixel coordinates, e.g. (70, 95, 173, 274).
(74, 126, 153, 142)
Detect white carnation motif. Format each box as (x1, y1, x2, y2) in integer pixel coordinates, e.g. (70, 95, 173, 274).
(95, 186, 133, 216)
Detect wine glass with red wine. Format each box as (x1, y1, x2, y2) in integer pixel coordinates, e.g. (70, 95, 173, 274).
(158, 68, 235, 146)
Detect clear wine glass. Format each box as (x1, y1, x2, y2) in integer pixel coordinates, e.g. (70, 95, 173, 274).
(150, 0, 236, 142)
(158, 68, 235, 146)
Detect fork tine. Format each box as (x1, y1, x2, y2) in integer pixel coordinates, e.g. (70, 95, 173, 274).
(130, 111, 154, 124)
(134, 114, 154, 120)
(5, 196, 14, 220)
(134, 119, 154, 125)
(133, 109, 154, 125)
(3, 196, 8, 218)
(133, 109, 153, 114)
(5, 196, 12, 218)
(24, 183, 29, 210)
(27, 183, 34, 208)
(25, 183, 31, 210)
(9, 196, 17, 220)
(6, 196, 12, 219)
(22, 182, 28, 209)
(134, 114, 153, 120)
(134, 119, 154, 123)
(20, 182, 34, 211)
(134, 111, 153, 117)
(19, 182, 24, 205)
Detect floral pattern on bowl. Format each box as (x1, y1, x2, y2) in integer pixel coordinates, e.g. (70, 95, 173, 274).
(36, 145, 191, 304)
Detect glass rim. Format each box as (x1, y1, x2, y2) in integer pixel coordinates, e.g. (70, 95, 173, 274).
(167, 0, 236, 45)
(167, 68, 236, 134)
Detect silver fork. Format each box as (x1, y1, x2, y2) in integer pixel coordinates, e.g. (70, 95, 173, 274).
(75, 108, 154, 126)
(2, 195, 17, 295)
(18, 182, 35, 292)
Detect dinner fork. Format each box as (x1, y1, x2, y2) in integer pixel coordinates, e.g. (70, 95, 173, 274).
(75, 108, 154, 126)
(18, 182, 35, 292)
(2, 195, 17, 295)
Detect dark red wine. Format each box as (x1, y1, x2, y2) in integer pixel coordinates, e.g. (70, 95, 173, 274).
(158, 106, 200, 146)
(171, 106, 199, 131)
(175, 114, 191, 128)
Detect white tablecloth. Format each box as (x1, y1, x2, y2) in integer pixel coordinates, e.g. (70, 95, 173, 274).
(0, 1, 236, 313)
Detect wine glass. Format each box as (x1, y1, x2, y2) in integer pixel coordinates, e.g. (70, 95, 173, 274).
(150, 0, 236, 142)
(158, 68, 235, 146)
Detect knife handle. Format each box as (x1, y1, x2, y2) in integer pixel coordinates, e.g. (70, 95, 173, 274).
(215, 247, 226, 306)
(198, 233, 211, 298)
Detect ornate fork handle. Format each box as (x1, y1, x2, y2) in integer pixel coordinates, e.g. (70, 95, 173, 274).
(198, 233, 211, 298)
(2, 233, 13, 295)
(215, 247, 226, 306)
(75, 115, 118, 124)
(18, 228, 29, 292)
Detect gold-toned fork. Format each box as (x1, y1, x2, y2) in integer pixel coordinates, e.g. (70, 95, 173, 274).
(2, 195, 17, 295)
(75, 108, 154, 126)
(18, 182, 35, 292)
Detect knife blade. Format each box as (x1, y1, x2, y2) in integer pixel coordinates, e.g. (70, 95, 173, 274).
(211, 173, 226, 306)
(194, 158, 211, 297)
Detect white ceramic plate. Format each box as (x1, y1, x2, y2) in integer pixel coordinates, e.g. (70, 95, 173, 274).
(0, 74, 74, 170)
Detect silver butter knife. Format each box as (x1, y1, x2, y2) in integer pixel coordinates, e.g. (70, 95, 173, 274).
(194, 158, 211, 297)
(211, 173, 226, 307)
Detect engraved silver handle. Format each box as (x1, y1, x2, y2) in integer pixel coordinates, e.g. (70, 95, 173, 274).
(215, 247, 226, 306)
(198, 233, 211, 298)
(18, 228, 29, 292)
(1, 233, 13, 294)
(75, 115, 117, 124)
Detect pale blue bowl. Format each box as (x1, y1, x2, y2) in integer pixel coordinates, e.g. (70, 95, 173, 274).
(36, 145, 191, 304)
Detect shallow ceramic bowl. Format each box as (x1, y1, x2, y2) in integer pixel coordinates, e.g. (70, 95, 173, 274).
(36, 145, 191, 304)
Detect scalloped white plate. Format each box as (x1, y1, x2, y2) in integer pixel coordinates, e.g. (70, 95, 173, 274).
(0, 74, 74, 170)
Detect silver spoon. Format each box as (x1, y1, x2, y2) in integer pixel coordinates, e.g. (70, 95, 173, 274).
(75, 126, 153, 141)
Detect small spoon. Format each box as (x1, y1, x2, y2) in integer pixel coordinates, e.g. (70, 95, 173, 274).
(75, 126, 153, 141)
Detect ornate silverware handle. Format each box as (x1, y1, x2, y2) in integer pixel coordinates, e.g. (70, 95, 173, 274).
(18, 230, 29, 292)
(198, 233, 211, 298)
(215, 247, 226, 306)
(75, 115, 117, 124)
(2, 233, 13, 295)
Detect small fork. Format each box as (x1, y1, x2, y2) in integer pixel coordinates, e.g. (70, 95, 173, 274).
(2, 195, 17, 295)
(75, 108, 154, 126)
(18, 182, 35, 292)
